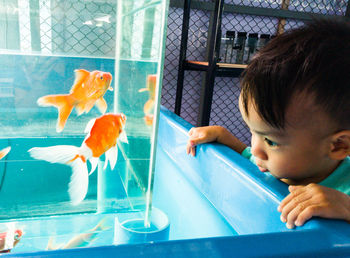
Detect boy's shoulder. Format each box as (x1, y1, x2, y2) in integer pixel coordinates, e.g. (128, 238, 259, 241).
(320, 157, 350, 195)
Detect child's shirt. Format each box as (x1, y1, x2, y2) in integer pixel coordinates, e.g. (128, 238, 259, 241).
(241, 147, 350, 195)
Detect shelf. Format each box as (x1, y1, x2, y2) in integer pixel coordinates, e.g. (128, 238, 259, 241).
(185, 60, 246, 77)
(176, 0, 243, 125)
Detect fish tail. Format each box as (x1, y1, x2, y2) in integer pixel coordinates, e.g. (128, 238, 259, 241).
(92, 217, 111, 232)
(37, 94, 75, 133)
(0, 146, 11, 160)
(28, 145, 80, 164)
(69, 158, 89, 205)
(28, 145, 89, 205)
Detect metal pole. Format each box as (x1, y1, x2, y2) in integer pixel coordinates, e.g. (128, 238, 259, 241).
(197, 0, 224, 126)
(175, 0, 191, 115)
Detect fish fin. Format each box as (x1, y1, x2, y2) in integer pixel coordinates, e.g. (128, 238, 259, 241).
(84, 101, 96, 114)
(75, 103, 84, 116)
(88, 157, 99, 175)
(84, 118, 96, 134)
(28, 145, 80, 164)
(77, 101, 95, 115)
(0, 146, 11, 160)
(104, 145, 118, 170)
(4, 222, 16, 250)
(68, 159, 89, 205)
(143, 99, 154, 115)
(95, 97, 107, 114)
(119, 130, 128, 144)
(29, 145, 89, 205)
(75, 101, 94, 116)
(37, 94, 75, 133)
(46, 237, 63, 250)
(138, 88, 149, 92)
(70, 69, 90, 93)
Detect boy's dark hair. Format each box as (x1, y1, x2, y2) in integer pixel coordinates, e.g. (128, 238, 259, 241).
(241, 18, 350, 130)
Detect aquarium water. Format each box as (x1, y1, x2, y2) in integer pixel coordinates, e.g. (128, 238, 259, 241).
(0, 0, 168, 253)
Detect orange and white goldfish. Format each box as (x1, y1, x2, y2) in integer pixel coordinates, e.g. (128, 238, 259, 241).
(138, 74, 157, 126)
(0, 147, 11, 160)
(28, 113, 128, 205)
(47, 218, 109, 250)
(0, 223, 23, 253)
(37, 69, 113, 132)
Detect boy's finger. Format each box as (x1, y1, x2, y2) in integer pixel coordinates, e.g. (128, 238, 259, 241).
(279, 194, 296, 223)
(190, 146, 196, 156)
(279, 191, 312, 222)
(295, 206, 316, 227)
(278, 193, 294, 212)
(285, 200, 311, 229)
(278, 185, 307, 211)
(190, 136, 211, 146)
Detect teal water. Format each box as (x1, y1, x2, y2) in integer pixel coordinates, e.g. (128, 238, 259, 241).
(0, 135, 154, 219)
(0, 0, 169, 252)
(0, 135, 153, 252)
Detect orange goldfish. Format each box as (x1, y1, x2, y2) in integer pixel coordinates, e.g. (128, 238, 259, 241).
(0, 223, 22, 253)
(0, 147, 11, 160)
(37, 69, 113, 132)
(138, 74, 157, 126)
(28, 113, 128, 205)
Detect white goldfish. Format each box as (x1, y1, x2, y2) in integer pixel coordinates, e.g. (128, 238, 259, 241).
(28, 113, 128, 205)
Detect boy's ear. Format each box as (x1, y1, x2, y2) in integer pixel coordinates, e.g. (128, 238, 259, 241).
(329, 130, 350, 160)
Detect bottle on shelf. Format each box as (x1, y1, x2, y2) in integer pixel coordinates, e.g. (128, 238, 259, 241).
(223, 31, 235, 63)
(244, 33, 258, 64)
(235, 32, 247, 64)
(257, 33, 271, 51)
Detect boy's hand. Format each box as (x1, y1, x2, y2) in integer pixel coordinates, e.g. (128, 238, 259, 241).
(278, 183, 350, 229)
(186, 126, 221, 156)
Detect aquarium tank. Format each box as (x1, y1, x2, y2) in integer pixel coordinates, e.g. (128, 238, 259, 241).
(0, 0, 169, 253)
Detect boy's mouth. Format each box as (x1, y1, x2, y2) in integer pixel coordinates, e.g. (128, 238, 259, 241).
(257, 165, 268, 172)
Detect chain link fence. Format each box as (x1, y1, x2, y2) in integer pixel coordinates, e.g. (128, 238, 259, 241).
(0, 0, 348, 145)
(161, 0, 349, 145)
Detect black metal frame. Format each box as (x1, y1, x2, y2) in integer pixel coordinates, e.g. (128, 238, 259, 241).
(197, 0, 223, 126)
(175, 0, 244, 126)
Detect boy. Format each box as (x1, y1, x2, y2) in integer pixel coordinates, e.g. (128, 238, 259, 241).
(186, 18, 350, 229)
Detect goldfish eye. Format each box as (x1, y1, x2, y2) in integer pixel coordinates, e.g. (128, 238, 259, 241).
(100, 76, 104, 80)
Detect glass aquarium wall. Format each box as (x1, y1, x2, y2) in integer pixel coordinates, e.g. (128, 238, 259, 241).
(112, 0, 168, 219)
(0, 0, 169, 223)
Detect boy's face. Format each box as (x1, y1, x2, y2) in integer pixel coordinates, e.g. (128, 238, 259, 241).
(239, 94, 339, 185)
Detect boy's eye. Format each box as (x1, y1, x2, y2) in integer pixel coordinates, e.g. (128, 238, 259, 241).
(264, 137, 278, 147)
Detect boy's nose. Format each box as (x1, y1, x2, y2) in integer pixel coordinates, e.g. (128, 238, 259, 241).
(251, 136, 268, 161)
(251, 145, 268, 161)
